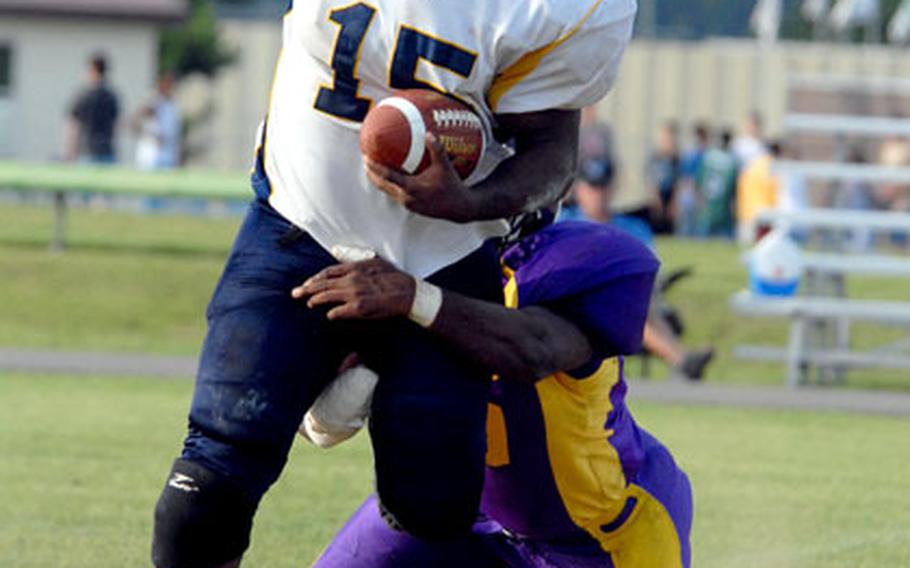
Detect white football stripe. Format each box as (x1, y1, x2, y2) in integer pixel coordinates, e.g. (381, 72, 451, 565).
(377, 97, 426, 174)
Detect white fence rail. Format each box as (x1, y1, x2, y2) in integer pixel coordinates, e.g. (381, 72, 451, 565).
(755, 207, 910, 232)
(788, 74, 910, 95)
(772, 161, 910, 184)
(784, 114, 910, 137)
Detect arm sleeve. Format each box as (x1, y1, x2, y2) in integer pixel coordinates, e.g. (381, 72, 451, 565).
(547, 271, 655, 359)
(162, 105, 182, 144)
(489, 0, 636, 114)
(70, 91, 87, 121)
(507, 222, 659, 358)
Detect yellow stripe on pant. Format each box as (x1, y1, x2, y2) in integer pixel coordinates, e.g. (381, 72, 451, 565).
(597, 485, 684, 568)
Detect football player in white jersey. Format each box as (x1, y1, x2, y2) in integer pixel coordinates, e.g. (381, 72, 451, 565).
(151, 1, 636, 567)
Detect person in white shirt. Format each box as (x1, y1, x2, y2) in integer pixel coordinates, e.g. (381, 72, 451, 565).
(151, 2, 637, 567)
(133, 73, 181, 170)
(732, 110, 768, 169)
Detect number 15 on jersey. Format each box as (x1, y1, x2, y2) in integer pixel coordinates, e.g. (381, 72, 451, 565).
(313, 2, 477, 122)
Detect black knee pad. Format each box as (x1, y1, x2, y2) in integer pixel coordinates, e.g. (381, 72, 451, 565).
(152, 459, 258, 568)
(377, 493, 477, 542)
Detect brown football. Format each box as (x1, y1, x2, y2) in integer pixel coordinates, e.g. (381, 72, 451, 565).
(359, 89, 484, 180)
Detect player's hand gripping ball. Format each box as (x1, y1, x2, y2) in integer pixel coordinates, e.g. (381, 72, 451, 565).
(359, 89, 484, 180)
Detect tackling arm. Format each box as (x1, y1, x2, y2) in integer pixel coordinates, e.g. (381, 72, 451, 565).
(293, 258, 593, 381)
(431, 296, 592, 381)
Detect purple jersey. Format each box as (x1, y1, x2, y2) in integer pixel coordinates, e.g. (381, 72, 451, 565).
(483, 222, 660, 542)
(315, 221, 692, 568)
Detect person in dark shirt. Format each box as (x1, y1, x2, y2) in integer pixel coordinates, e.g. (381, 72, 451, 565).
(646, 121, 682, 235)
(696, 129, 738, 238)
(677, 122, 710, 237)
(560, 157, 715, 381)
(66, 54, 119, 163)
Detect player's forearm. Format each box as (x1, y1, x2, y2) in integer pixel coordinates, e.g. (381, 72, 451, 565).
(429, 292, 593, 381)
(295, 258, 594, 380)
(464, 109, 580, 221)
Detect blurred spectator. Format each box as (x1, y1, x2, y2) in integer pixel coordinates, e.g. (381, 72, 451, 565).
(676, 122, 710, 237)
(132, 72, 181, 170)
(561, 155, 654, 244)
(777, 142, 808, 212)
(878, 133, 910, 212)
(776, 142, 809, 241)
(646, 120, 681, 235)
(732, 110, 767, 169)
(642, 307, 715, 382)
(561, 105, 615, 219)
(567, 157, 613, 222)
(65, 53, 119, 164)
(695, 129, 738, 239)
(567, 105, 616, 211)
(736, 140, 782, 245)
(834, 147, 876, 250)
(835, 147, 874, 211)
(880, 132, 909, 168)
(578, 105, 615, 172)
(561, 122, 715, 380)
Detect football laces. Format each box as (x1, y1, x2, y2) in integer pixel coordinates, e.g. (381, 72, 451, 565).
(431, 109, 482, 130)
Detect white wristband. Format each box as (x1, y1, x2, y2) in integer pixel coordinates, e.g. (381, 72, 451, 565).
(408, 278, 443, 328)
(330, 245, 376, 263)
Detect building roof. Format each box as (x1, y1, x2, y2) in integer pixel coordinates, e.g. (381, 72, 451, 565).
(215, 0, 287, 21)
(0, 0, 186, 22)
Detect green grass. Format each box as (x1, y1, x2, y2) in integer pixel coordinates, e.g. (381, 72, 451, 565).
(1, 373, 908, 567)
(655, 238, 910, 389)
(4, 202, 907, 388)
(2, 203, 910, 566)
(0, 373, 372, 568)
(0, 204, 237, 354)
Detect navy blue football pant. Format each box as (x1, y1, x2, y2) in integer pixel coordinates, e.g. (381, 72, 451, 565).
(179, 199, 502, 538)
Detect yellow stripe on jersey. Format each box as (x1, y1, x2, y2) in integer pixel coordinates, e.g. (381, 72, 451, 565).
(599, 485, 684, 568)
(487, 0, 603, 112)
(534, 358, 629, 537)
(498, 269, 683, 564)
(502, 268, 519, 309)
(485, 402, 510, 467)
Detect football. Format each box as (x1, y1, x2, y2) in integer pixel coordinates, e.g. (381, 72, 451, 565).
(360, 89, 484, 180)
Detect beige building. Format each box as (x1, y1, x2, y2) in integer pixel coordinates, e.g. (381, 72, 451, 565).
(184, 16, 910, 203)
(0, 0, 184, 161)
(176, 14, 281, 172)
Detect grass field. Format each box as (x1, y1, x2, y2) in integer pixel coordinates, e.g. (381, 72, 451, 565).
(2, 202, 910, 567)
(2, 373, 909, 567)
(2, 202, 909, 388)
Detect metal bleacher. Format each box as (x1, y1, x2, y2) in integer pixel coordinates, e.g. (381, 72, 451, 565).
(732, 75, 910, 388)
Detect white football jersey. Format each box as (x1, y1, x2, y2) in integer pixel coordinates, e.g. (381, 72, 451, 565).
(262, 0, 636, 277)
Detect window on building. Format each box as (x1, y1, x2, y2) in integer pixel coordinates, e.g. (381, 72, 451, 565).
(0, 45, 11, 97)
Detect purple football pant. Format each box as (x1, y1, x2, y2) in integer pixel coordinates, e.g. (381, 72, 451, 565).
(313, 429, 692, 567)
(312, 496, 616, 568)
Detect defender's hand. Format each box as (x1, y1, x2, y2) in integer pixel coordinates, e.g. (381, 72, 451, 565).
(365, 133, 478, 223)
(292, 258, 415, 321)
